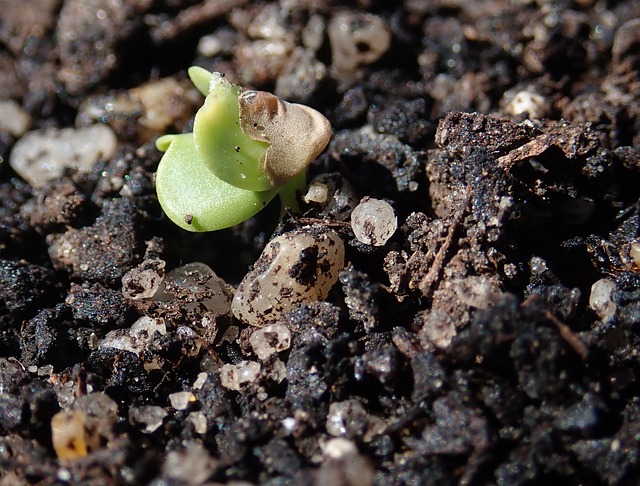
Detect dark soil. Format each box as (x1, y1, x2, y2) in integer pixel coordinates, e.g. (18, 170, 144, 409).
(2, 0, 640, 484)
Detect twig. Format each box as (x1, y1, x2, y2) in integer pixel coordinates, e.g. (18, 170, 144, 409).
(544, 310, 589, 360)
(418, 187, 471, 297)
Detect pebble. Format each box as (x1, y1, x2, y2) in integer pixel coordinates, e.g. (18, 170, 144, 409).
(169, 391, 196, 410)
(100, 316, 166, 366)
(249, 324, 292, 360)
(162, 441, 218, 485)
(220, 361, 261, 391)
(303, 173, 359, 221)
(129, 405, 168, 433)
(418, 309, 457, 349)
(187, 411, 208, 435)
(160, 262, 233, 315)
(506, 90, 549, 119)
(0, 99, 31, 137)
(328, 11, 391, 82)
(326, 399, 368, 438)
(51, 410, 98, 460)
(121, 258, 166, 300)
(351, 197, 397, 246)
(232, 227, 345, 326)
(589, 278, 617, 321)
(9, 124, 117, 187)
(318, 437, 374, 486)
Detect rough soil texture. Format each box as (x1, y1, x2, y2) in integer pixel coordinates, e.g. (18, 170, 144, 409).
(2, 0, 640, 485)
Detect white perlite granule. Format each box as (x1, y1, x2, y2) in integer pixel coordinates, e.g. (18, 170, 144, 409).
(10, 124, 117, 187)
(350, 197, 397, 246)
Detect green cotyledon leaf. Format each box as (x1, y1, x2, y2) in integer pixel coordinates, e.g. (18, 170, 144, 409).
(155, 133, 277, 232)
(191, 70, 273, 192)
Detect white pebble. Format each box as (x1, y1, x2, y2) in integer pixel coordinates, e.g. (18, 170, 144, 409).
(453, 276, 502, 309)
(328, 11, 391, 80)
(197, 34, 224, 57)
(249, 324, 291, 360)
(169, 391, 196, 410)
(351, 197, 397, 246)
(220, 361, 261, 391)
(193, 372, 208, 389)
(303, 181, 329, 204)
(121, 258, 166, 300)
(129, 405, 168, 433)
(187, 411, 208, 435)
(155, 262, 233, 315)
(506, 90, 549, 119)
(322, 437, 358, 459)
(162, 441, 218, 486)
(529, 256, 548, 274)
(232, 227, 345, 326)
(100, 316, 166, 359)
(10, 124, 117, 187)
(0, 99, 31, 137)
(589, 278, 617, 321)
(418, 309, 457, 349)
(326, 399, 367, 437)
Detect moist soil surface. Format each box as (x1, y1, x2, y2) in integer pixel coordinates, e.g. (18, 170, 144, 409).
(2, 1, 640, 485)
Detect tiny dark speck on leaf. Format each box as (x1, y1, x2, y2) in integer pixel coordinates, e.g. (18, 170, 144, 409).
(184, 214, 193, 225)
(235, 146, 241, 152)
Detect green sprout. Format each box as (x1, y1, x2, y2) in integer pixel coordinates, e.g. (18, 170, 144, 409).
(155, 67, 331, 232)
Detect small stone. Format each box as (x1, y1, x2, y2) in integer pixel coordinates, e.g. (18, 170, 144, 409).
(318, 438, 374, 486)
(9, 124, 117, 187)
(351, 197, 397, 246)
(0, 99, 31, 137)
(267, 358, 288, 383)
(249, 324, 292, 360)
(328, 11, 391, 82)
(326, 399, 369, 438)
(220, 361, 261, 391)
(197, 34, 224, 57)
(529, 256, 548, 274)
(303, 181, 329, 204)
(322, 437, 358, 459)
(51, 410, 99, 461)
(121, 258, 166, 300)
(506, 90, 549, 119)
(128, 77, 200, 141)
(169, 391, 196, 410)
(162, 441, 218, 485)
(453, 276, 502, 309)
(304, 173, 359, 221)
(160, 262, 233, 315)
(418, 309, 457, 349)
(232, 226, 345, 327)
(129, 405, 168, 433)
(193, 372, 208, 389)
(187, 411, 208, 435)
(100, 316, 166, 358)
(72, 392, 118, 420)
(589, 279, 617, 321)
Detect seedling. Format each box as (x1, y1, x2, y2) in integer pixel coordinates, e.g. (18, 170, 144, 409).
(155, 67, 331, 231)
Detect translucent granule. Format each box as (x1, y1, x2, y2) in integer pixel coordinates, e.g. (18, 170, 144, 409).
(249, 324, 291, 360)
(350, 197, 397, 246)
(220, 361, 261, 391)
(328, 11, 391, 80)
(232, 226, 345, 327)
